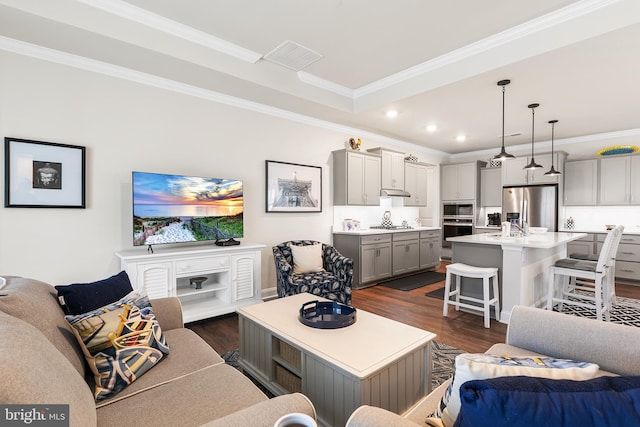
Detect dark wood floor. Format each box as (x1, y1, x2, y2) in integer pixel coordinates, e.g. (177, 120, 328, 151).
(187, 263, 640, 355)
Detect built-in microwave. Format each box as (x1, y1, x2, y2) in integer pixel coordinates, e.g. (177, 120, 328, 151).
(442, 203, 474, 218)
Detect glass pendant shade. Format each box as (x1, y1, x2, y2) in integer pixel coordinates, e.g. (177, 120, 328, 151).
(524, 103, 542, 170)
(544, 119, 562, 176)
(493, 79, 515, 161)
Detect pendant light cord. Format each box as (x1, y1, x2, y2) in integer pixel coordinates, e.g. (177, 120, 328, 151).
(531, 106, 535, 158)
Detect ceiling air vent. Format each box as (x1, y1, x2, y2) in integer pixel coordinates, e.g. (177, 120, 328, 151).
(263, 40, 323, 71)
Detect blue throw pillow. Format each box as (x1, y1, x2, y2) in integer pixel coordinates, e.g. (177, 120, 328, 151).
(454, 375, 640, 427)
(55, 271, 134, 315)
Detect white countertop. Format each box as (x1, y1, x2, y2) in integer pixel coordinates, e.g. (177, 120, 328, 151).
(447, 231, 587, 249)
(332, 226, 440, 235)
(558, 227, 640, 235)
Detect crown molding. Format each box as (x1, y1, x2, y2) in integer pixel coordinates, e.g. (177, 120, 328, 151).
(353, 0, 622, 98)
(77, 0, 262, 63)
(0, 35, 447, 158)
(297, 71, 354, 98)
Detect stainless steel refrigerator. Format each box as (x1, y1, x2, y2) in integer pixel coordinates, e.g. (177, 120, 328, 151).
(502, 184, 558, 231)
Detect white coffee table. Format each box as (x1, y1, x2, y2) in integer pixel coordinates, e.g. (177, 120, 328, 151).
(237, 293, 436, 427)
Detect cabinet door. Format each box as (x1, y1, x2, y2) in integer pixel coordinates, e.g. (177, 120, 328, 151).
(631, 156, 640, 205)
(480, 168, 502, 206)
(456, 163, 476, 200)
(566, 241, 594, 258)
(131, 262, 173, 299)
(502, 157, 529, 186)
(440, 164, 459, 201)
(599, 156, 630, 205)
(232, 254, 256, 301)
(419, 238, 440, 269)
(363, 155, 381, 205)
(390, 151, 405, 190)
(360, 245, 378, 283)
(405, 163, 428, 206)
(564, 160, 597, 205)
(392, 240, 419, 275)
(375, 244, 392, 280)
(346, 152, 365, 205)
(528, 154, 558, 184)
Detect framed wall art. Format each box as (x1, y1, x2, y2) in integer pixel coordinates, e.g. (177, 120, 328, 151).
(265, 160, 322, 212)
(4, 137, 86, 208)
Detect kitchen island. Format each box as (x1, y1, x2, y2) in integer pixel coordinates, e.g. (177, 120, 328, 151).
(447, 232, 587, 323)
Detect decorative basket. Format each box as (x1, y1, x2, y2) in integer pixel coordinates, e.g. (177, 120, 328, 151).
(275, 364, 302, 393)
(278, 340, 301, 371)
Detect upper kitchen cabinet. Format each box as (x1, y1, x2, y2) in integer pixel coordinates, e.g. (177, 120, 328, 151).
(598, 155, 640, 205)
(367, 148, 405, 190)
(502, 153, 566, 186)
(441, 161, 485, 201)
(563, 159, 598, 205)
(480, 167, 502, 206)
(333, 149, 381, 206)
(404, 162, 429, 207)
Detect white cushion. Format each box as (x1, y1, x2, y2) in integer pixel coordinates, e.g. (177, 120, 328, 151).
(439, 353, 600, 427)
(289, 244, 324, 274)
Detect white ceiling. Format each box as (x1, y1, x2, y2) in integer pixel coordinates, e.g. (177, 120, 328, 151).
(1, 0, 639, 155)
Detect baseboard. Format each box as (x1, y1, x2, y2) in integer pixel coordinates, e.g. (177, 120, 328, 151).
(261, 287, 278, 301)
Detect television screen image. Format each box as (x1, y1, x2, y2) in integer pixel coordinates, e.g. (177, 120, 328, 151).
(132, 171, 243, 246)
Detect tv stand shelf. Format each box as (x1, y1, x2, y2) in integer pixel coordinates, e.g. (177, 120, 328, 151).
(116, 243, 265, 323)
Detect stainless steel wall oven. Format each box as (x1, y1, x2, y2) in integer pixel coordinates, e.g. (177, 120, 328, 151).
(442, 202, 474, 249)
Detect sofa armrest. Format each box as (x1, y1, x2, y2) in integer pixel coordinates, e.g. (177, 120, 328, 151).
(507, 305, 640, 376)
(346, 406, 419, 427)
(150, 297, 184, 330)
(199, 393, 316, 427)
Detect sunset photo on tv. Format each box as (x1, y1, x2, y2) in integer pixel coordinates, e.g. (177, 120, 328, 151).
(132, 172, 243, 246)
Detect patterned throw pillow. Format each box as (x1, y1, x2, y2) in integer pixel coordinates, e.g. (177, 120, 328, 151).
(433, 353, 600, 427)
(65, 291, 170, 401)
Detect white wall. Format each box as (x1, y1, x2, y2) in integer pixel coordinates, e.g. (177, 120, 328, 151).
(0, 51, 445, 287)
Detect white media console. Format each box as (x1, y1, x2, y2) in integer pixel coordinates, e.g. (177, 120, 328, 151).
(116, 243, 265, 323)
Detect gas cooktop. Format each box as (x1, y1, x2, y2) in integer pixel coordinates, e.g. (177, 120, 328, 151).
(369, 225, 414, 230)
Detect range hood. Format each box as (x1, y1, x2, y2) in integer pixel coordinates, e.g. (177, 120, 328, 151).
(380, 188, 411, 198)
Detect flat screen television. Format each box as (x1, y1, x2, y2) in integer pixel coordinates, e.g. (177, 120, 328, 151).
(132, 171, 243, 247)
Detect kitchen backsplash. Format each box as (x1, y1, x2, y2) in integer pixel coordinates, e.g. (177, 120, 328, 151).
(562, 206, 640, 233)
(333, 198, 425, 231)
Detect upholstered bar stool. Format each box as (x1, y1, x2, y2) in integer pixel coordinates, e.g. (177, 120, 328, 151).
(443, 263, 500, 328)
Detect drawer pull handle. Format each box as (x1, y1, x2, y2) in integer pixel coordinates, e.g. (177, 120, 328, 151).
(621, 269, 635, 273)
(621, 252, 636, 255)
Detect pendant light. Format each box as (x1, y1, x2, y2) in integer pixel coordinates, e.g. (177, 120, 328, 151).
(524, 103, 543, 170)
(544, 120, 561, 176)
(493, 79, 516, 161)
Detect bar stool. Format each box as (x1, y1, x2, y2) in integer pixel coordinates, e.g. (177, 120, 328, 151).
(443, 263, 500, 328)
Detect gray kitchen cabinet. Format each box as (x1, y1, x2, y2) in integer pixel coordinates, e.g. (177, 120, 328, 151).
(441, 162, 483, 201)
(392, 232, 420, 276)
(333, 229, 440, 289)
(368, 148, 405, 191)
(404, 162, 429, 206)
(419, 230, 441, 269)
(631, 156, 640, 204)
(360, 236, 392, 285)
(566, 233, 597, 258)
(333, 233, 391, 289)
(480, 167, 502, 207)
(599, 156, 630, 205)
(563, 159, 598, 205)
(597, 233, 640, 281)
(333, 149, 381, 206)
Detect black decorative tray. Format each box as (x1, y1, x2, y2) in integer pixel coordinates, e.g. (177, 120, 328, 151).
(298, 300, 357, 329)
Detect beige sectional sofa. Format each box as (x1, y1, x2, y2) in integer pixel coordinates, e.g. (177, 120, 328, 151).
(346, 305, 640, 426)
(0, 276, 316, 427)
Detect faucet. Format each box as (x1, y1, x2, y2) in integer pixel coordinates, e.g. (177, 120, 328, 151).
(510, 221, 529, 237)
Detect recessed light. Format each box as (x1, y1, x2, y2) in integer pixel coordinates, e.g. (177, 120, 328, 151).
(386, 110, 398, 119)
(426, 124, 437, 133)
(456, 134, 466, 142)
